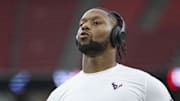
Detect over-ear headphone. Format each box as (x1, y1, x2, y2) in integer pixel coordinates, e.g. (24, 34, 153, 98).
(110, 11, 126, 48)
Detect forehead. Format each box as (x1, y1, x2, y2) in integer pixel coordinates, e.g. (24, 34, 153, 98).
(81, 8, 110, 20)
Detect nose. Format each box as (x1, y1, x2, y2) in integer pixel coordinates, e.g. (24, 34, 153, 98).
(81, 23, 90, 31)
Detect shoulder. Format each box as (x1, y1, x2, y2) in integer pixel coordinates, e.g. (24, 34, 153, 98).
(145, 74, 173, 101)
(118, 64, 173, 101)
(47, 71, 82, 101)
(117, 64, 150, 79)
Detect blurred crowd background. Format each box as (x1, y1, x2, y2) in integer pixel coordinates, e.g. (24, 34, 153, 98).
(0, 0, 180, 100)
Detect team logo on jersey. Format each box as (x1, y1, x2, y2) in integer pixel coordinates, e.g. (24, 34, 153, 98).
(112, 82, 123, 90)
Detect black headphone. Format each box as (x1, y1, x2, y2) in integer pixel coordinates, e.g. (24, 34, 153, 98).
(110, 11, 126, 48)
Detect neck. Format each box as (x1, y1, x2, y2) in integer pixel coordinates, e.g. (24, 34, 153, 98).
(82, 48, 117, 73)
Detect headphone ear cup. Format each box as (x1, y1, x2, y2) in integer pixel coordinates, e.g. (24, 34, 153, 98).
(110, 26, 121, 48)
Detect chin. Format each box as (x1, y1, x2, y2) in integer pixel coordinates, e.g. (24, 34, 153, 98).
(76, 39, 108, 57)
(79, 40, 90, 46)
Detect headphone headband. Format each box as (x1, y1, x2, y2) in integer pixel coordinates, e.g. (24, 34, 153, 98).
(109, 11, 126, 48)
(110, 11, 126, 34)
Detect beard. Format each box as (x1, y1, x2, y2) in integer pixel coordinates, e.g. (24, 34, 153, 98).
(76, 39, 108, 57)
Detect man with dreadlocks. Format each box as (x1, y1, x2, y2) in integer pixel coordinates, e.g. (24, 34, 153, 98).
(47, 7, 173, 101)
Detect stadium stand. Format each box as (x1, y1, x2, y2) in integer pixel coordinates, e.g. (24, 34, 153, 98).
(100, 0, 147, 27)
(11, 0, 78, 74)
(0, 0, 16, 73)
(100, 0, 180, 69)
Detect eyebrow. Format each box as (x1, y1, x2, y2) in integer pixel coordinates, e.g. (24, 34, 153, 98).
(80, 16, 103, 22)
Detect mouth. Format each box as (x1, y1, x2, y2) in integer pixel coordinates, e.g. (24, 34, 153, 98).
(79, 32, 89, 39)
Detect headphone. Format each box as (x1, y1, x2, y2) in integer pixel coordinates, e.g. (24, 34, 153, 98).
(110, 11, 126, 48)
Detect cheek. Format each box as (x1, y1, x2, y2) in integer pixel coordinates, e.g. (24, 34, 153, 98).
(76, 28, 81, 39)
(77, 28, 81, 35)
(92, 26, 112, 42)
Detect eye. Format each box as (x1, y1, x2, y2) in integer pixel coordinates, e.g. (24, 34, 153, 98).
(79, 23, 83, 27)
(79, 20, 85, 27)
(93, 21, 101, 26)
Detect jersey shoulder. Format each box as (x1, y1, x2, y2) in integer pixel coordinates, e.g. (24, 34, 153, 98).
(47, 71, 82, 101)
(117, 64, 151, 80)
(145, 73, 173, 101)
(118, 64, 173, 101)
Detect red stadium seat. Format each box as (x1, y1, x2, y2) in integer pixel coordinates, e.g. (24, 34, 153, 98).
(157, 0, 180, 29)
(100, 0, 147, 27)
(124, 29, 179, 69)
(0, 0, 16, 73)
(18, 0, 78, 73)
(101, 0, 180, 69)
